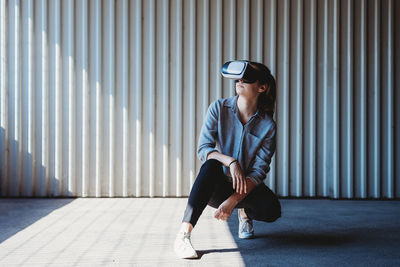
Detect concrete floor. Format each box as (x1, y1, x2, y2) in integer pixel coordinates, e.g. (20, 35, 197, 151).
(0, 198, 399, 267)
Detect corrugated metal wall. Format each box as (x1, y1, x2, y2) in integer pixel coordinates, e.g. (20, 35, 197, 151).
(0, 0, 399, 198)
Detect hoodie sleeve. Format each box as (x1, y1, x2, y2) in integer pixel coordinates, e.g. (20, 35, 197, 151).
(197, 101, 220, 162)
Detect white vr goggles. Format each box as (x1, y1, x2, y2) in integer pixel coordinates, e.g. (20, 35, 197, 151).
(221, 60, 264, 83)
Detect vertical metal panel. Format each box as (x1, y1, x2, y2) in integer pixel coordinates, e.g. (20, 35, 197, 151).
(0, 0, 8, 197)
(228, 0, 236, 92)
(104, 0, 114, 197)
(146, 0, 155, 197)
(371, 0, 380, 198)
(36, 0, 48, 196)
(242, 0, 249, 59)
(93, 0, 102, 197)
(120, 0, 129, 197)
(76, 0, 89, 197)
(21, 0, 33, 196)
(322, 0, 329, 197)
(359, 0, 367, 198)
(277, 0, 290, 197)
(189, 0, 196, 189)
(344, 0, 354, 198)
(174, 0, 183, 197)
(0, 0, 399, 199)
(308, 0, 316, 197)
(202, 0, 209, 119)
(266, 0, 276, 193)
(215, 0, 222, 100)
(161, 0, 169, 197)
(134, 0, 142, 197)
(332, 0, 339, 199)
(9, 0, 21, 196)
(386, 0, 394, 198)
(294, 0, 303, 197)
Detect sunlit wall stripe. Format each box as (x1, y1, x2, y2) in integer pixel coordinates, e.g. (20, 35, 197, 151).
(148, 0, 155, 197)
(37, 0, 48, 196)
(202, 0, 209, 120)
(175, 0, 183, 197)
(0, 0, 398, 199)
(189, 0, 196, 189)
(105, 0, 115, 197)
(93, 0, 102, 197)
(161, 0, 169, 197)
(120, 0, 129, 197)
(134, 0, 142, 197)
(76, 0, 89, 197)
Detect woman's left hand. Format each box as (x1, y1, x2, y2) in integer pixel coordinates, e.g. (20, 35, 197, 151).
(214, 198, 238, 221)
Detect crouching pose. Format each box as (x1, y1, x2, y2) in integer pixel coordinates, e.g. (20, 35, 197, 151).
(174, 61, 281, 259)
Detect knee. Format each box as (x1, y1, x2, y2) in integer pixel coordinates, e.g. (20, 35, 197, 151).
(200, 159, 222, 173)
(264, 203, 281, 222)
(264, 208, 281, 222)
(195, 159, 223, 184)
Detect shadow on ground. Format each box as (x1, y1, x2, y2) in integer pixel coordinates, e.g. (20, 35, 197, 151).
(226, 199, 400, 266)
(0, 198, 76, 243)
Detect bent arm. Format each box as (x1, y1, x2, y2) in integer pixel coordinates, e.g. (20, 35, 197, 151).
(230, 178, 256, 201)
(207, 151, 235, 167)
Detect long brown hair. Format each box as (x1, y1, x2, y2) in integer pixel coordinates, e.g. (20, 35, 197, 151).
(248, 62, 276, 118)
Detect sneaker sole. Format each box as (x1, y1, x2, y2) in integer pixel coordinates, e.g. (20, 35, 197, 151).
(238, 232, 255, 239)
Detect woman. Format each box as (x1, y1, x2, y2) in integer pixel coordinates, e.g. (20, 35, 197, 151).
(174, 60, 281, 259)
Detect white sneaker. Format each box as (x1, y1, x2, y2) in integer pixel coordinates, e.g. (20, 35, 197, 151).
(174, 231, 198, 259)
(238, 209, 254, 239)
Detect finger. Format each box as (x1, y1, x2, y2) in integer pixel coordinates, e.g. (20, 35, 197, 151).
(214, 209, 220, 219)
(244, 178, 247, 194)
(240, 178, 244, 194)
(232, 175, 236, 190)
(223, 213, 230, 221)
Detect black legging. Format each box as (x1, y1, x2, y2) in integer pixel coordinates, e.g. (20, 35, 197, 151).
(182, 159, 281, 227)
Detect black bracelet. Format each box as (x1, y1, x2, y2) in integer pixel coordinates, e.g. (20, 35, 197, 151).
(228, 159, 238, 167)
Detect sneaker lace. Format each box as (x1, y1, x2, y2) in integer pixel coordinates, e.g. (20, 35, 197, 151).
(239, 214, 253, 233)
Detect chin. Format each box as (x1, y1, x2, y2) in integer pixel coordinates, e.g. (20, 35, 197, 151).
(235, 87, 244, 95)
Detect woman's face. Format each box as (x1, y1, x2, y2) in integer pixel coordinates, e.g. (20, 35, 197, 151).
(235, 79, 266, 99)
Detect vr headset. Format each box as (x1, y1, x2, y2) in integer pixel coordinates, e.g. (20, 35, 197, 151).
(221, 60, 265, 84)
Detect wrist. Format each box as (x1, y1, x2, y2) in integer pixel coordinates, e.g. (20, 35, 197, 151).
(228, 159, 238, 168)
(226, 194, 240, 206)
